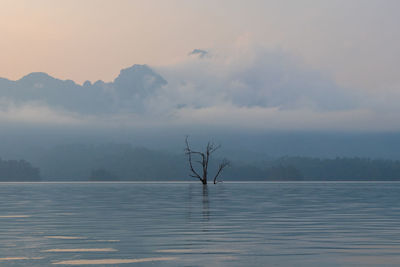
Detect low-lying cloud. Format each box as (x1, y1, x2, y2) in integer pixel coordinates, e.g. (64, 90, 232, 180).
(157, 47, 356, 111)
(0, 46, 397, 131)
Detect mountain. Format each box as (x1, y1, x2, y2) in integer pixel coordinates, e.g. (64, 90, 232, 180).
(0, 65, 167, 114)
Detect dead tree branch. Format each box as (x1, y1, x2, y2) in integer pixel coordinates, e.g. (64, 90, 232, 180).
(185, 136, 204, 182)
(185, 136, 229, 185)
(213, 159, 230, 184)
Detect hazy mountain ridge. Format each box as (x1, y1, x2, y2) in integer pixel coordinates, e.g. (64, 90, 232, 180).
(0, 64, 166, 114)
(1, 64, 400, 181)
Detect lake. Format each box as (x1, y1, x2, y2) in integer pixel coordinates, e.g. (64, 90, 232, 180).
(1, 182, 400, 266)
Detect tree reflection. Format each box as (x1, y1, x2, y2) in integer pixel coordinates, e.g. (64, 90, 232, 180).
(202, 185, 210, 221)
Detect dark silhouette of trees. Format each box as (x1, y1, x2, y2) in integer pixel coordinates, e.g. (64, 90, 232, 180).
(185, 136, 230, 184)
(0, 158, 40, 181)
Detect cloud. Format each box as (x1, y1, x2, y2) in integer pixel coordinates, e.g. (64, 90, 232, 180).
(172, 105, 386, 132)
(159, 46, 356, 112)
(0, 44, 398, 131)
(0, 100, 86, 126)
(188, 49, 209, 58)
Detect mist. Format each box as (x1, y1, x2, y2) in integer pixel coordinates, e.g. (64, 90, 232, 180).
(0, 45, 397, 131)
(0, 46, 400, 181)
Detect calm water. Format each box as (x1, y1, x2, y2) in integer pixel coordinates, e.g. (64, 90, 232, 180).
(1, 182, 400, 266)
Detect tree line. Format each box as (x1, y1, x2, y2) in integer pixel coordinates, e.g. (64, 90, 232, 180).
(6, 143, 400, 181)
(82, 146, 400, 181)
(0, 158, 40, 181)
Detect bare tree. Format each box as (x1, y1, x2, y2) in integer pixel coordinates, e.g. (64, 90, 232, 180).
(185, 136, 230, 184)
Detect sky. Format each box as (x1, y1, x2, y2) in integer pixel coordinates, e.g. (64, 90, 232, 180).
(0, 0, 400, 132)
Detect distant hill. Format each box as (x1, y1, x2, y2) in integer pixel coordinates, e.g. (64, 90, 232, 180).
(0, 64, 166, 114)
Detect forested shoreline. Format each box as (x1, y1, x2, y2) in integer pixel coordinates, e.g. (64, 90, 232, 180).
(0, 158, 41, 181)
(3, 145, 400, 182)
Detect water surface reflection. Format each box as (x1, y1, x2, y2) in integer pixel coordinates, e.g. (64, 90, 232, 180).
(0, 182, 400, 266)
